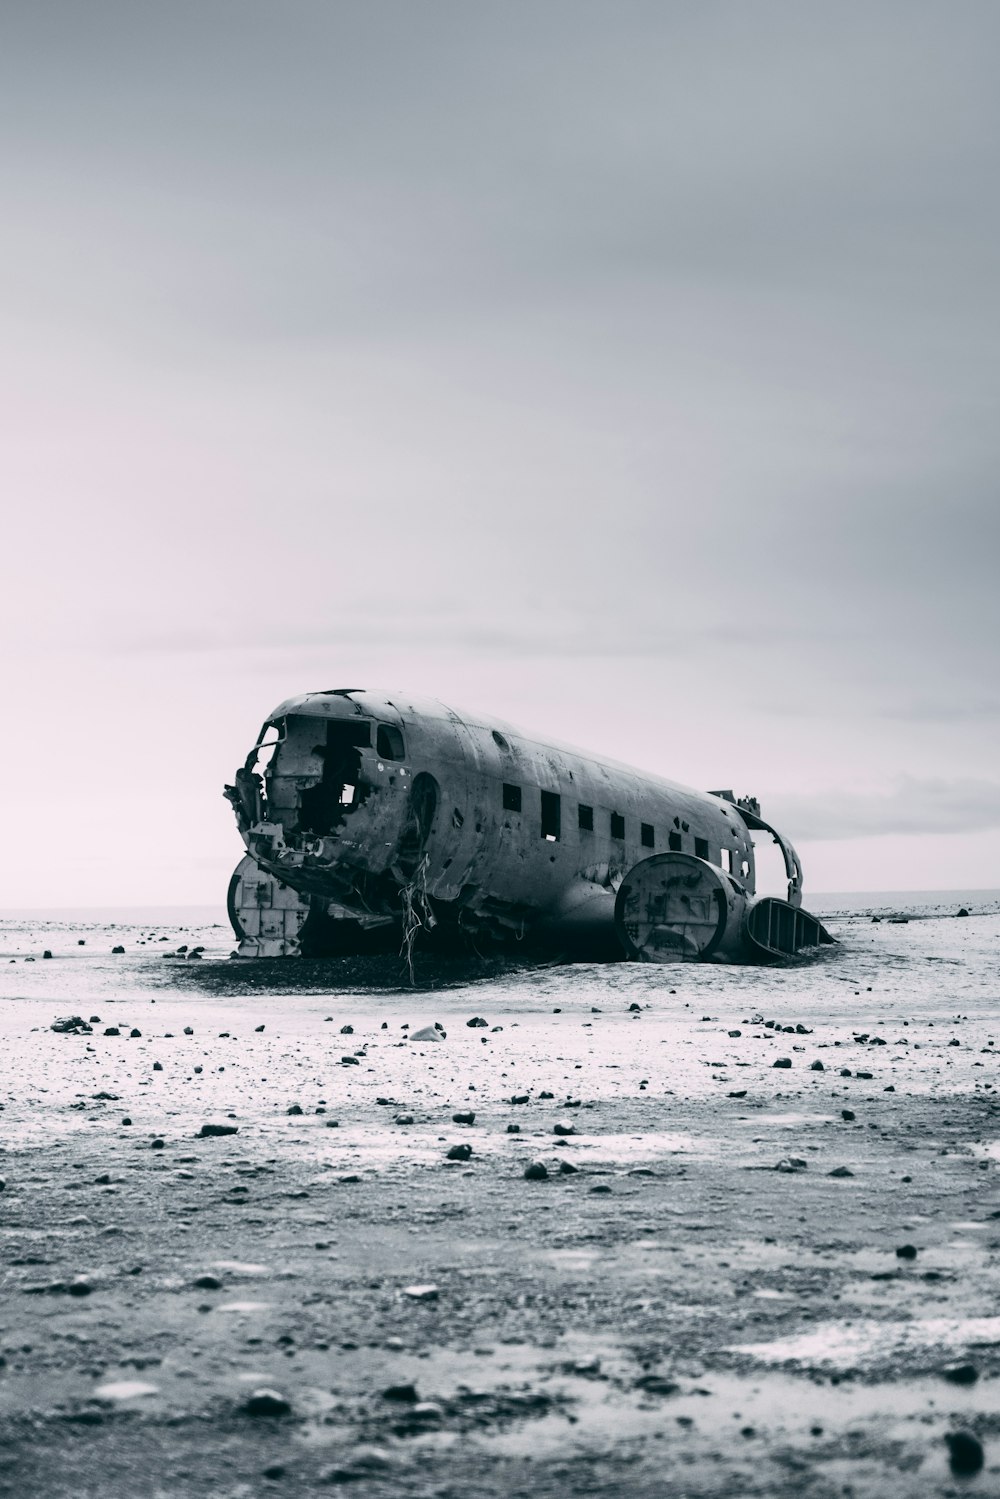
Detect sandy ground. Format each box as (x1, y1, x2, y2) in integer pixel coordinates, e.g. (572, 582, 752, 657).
(1, 902, 999, 1497)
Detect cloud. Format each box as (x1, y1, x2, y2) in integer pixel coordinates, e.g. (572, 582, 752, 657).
(767, 778, 1000, 841)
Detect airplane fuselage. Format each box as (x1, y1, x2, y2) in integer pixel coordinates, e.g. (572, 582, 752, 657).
(225, 688, 820, 962)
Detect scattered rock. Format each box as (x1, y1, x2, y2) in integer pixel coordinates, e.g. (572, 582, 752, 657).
(590, 1183, 612, 1195)
(452, 1111, 475, 1125)
(946, 1431, 984, 1477)
(635, 1374, 680, 1396)
(320, 1447, 392, 1483)
(895, 1243, 918, 1260)
(198, 1123, 239, 1138)
(402, 1284, 439, 1301)
(810, 1060, 825, 1071)
(381, 1382, 418, 1402)
(943, 1363, 979, 1386)
(553, 1123, 577, 1136)
(341, 1056, 360, 1066)
(506, 1123, 520, 1133)
(51, 1016, 86, 1033)
(394, 1114, 414, 1126)
(772, 1058, 792, 1069)
(557, 1159, 579, 1174)
(523, 1162, 548, 1181)
(193, 1274, 223, 1291)
(828, 1166, 854, 1178)
(287, 1104, 304, 1115)
(728, 1090, 748, 1098)
(409, 1026, 443, 1043)
(774, 1157, 808, 1172)
(466, 1016, 488, 1028)
(244, 1388, 292, 1418)
(446, 1144, 472, 1161)
(129, 1029, 142, 1038)
(112, 945, 125, 954)
(956, 907, 970, 918)
(510, 1094, 529, 1105)
(841, 1109, 856, 1121)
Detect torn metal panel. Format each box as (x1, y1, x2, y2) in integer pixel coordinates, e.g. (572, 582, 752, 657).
(223, 688, 833, 965)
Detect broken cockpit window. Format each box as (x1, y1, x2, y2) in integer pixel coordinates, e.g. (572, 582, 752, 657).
(224, 719, 286, 828)
(252, 720, 285, 773)
(298, 720, 371, 836)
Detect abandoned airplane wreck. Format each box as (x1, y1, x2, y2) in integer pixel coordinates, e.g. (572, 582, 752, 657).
(224, 688, 833, 964)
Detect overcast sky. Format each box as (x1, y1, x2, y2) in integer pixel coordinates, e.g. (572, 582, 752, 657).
(1, 1, 998, 907)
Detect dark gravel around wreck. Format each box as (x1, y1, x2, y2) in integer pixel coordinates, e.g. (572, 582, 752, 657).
(1, 901, 999, 1498)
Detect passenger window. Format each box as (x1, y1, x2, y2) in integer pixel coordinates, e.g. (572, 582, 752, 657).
(641, 823, 654, 848)
(541, 790, 561, 841)
(695, 836, 709, 860)
(721, 848, 733, 873)
(610, 812, 625, 840)
(668, 831, 682, 852)
(502, 783, 522, 812)
(578, 804, 594, 832)
(376, 724, 405, 760)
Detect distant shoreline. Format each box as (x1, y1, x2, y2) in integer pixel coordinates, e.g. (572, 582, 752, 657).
(1, 888, 998, 923)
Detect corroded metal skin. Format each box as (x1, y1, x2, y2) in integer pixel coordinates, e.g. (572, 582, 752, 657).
(224, 688, 828, 961)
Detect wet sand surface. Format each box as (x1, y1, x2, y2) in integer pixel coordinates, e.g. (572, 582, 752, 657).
(1, 903, 999, 1497)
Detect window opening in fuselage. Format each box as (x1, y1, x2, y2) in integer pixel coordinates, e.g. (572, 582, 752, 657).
(668, 831, 682, 852)
(503, 783, 522, 812)
(641, 823, 654, 848)
(610, 812, 625, 840)
(695, 836, 709, 860)
(541, 790, 561, 841)
(376, 724, 405, 760)
(578, 804, 594, 832)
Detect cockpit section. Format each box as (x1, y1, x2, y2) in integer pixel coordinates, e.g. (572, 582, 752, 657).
(224, 705, 417, 921)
